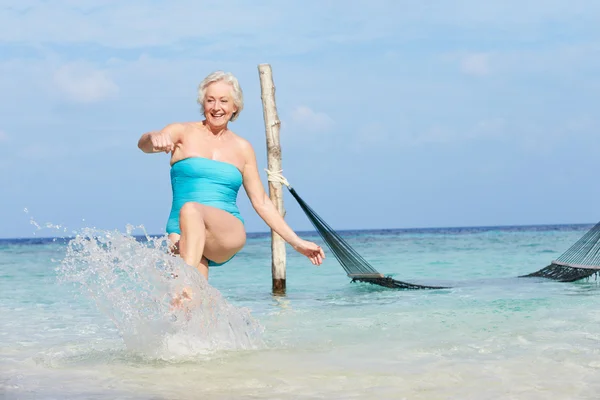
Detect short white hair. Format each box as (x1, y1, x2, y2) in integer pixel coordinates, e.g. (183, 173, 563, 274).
(197, 71, 244, 122)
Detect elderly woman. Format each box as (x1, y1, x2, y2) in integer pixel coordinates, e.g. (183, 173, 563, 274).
(138, 71, 325, 281)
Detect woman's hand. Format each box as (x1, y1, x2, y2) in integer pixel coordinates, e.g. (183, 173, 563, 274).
(150, 131, 174, 153)
(292, 239, 325, 266)
(138, 124, 183, 154)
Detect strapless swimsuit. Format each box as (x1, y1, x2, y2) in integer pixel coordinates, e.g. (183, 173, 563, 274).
(166, 157, 244, 266)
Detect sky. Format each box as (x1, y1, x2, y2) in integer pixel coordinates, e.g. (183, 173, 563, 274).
(1, 0, 600, 239)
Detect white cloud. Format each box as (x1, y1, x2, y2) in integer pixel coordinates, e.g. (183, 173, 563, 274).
(416, 125, 457, 144)
(423, 119, 504, 143)
(277, 106, 336, 152)
(348, 119, 503, 153)
(437, 42, 600, 82)
(0, 130, 8, 142)
(16, 139, 126, 162)
(467, 118, 506, 139)
(392, 116, 598, 155)
(2, 0, 598, 52)
(0, 1, 290, 49)
(17, 144, 70, 161)
(408, 119, 512, 146)
(53, 62, 119, 103)
(461, 53, 491, 76)
(289, 106, 335, 133)
(349, 122, 394, 153)
(481, 44, 600, 77)
(565, 116, 596, 133)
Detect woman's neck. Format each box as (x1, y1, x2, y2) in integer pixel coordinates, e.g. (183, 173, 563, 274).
(202, 120, 228, 138)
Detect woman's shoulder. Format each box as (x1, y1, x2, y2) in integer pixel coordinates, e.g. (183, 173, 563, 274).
(159, 121, 191, 135)
(169, 121, 200, 131)
(163, 121, 205, 140)
(229, 131, 255, 153)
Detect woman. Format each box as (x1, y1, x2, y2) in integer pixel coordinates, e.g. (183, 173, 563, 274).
(137, 71, 325, 282)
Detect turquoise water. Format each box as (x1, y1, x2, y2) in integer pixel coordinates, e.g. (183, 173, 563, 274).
(2, 224, 600, 399)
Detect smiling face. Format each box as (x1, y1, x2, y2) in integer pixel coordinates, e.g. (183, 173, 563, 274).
(203, 80, 238, 129)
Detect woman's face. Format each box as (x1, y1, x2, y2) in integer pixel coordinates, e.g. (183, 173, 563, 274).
(203, 81, 237, 128)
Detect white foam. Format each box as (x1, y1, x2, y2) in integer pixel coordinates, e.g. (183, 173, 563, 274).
(57, 224, 265, 361)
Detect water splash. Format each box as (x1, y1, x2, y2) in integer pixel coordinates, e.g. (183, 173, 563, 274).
(24, 207, 69, 236)
(57, 224, 265, 360)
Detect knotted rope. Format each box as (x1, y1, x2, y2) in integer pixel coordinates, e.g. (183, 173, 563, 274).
(265, 168, 291, 188)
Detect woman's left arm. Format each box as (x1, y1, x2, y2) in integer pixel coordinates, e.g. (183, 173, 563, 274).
(240, 140, 325, 265)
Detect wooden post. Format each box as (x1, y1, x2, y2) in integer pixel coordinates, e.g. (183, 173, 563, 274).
(258, 63, 286, 295)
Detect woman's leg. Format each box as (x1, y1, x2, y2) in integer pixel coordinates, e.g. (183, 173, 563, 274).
(177, 202, 246, 280)
(178, 202, 208, 278)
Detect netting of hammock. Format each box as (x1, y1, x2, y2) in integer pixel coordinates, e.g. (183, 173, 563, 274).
(287, 187, 379, 277)
(554, 220, 600, 267)
(286, 186, 448, 290)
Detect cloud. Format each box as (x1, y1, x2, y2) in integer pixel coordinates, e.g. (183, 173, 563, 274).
(565, 116, 597, 133)
(289, 106, 335, 133)
(3, 0, 598, 54)
(415, 125, 457, 144)
(53, 62, 119, 103)
(349, 122, 394, 153)
(0, 1, 299, 50)
(16, 138, 126, 162)
(460, 53, 490, 76)
(17, 144, 70, 161)
(468, 118, 506, 139)
(415, 119, 505, 144)
(0, 130, 8, 142)
(405, 119, 514, 146)
(478, 44, 600, 78)
(397, 116, 599, 155)
(278, 106, 336, 153)
(349, 117, 505, 151)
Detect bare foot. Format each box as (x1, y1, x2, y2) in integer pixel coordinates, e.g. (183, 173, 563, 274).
(170, 286, 193, 310)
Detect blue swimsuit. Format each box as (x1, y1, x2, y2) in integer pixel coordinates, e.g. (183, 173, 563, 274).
(166, 157, 244, 266)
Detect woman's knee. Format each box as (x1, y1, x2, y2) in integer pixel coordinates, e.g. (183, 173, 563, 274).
(221, 232, 246, 253)
(233, 230, 247, 249)
(179, 202, 204, 222)
(204, 226, 246, 262)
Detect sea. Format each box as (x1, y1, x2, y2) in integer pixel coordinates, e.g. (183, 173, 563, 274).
(2, 222, 600, 399)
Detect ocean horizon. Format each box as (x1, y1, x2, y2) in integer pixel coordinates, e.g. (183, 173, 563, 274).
(2, 220, 596, 242)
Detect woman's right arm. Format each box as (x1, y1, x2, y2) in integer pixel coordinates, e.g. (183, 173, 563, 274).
(137, 123, 183, 154)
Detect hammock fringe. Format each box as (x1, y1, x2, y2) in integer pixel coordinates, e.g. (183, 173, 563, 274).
(351, 275, 449, 290)
(519, 262, 600, 282)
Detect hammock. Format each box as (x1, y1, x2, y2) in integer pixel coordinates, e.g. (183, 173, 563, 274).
(519, 221, 600, 282)
(266, 170, 599, 288)
(266, 170, 448, 290)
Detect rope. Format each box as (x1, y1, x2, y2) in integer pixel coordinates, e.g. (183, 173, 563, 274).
(265, 168, 291, 188)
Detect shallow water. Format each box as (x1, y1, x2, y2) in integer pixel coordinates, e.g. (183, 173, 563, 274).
(2, 224, 600, 399)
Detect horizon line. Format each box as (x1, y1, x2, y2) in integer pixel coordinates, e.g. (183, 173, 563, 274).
(0, 220, 596, 241)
